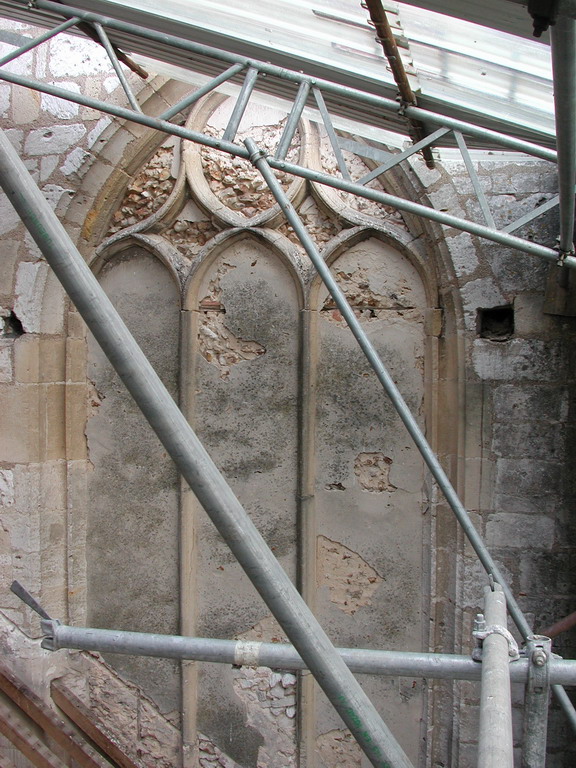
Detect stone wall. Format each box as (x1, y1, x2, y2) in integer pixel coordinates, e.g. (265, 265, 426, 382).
(0, 16, 574, 768)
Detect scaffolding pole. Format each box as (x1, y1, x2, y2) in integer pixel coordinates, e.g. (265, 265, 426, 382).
(248, 137, 576, 741)
(245, 137, 531, 639)
(0, 67, 566, 268)
(0, 128, 415, 768)
(40, 621, 576, 686)
(521, 636, 552, 768)
(477, 584, 514, 768)
(550, 17, 576, 258)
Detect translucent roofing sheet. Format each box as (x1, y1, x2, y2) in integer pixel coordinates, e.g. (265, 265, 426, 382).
(78, 0, 554, 143)
(0, 0, 555, 145)
(397, 4, 553, 137)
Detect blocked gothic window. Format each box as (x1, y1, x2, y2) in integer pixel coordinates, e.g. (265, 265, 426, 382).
(79, 97, 448, 767)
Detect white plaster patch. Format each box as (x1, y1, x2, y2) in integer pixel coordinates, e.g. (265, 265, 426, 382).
(0, 342, 12, 383)
(14, 261, 47, 333)
(0, 191, 22, 236)
(42, 184, 73, 210)
(40, 155, 59, 182)
(0, 83, 10, 117)
(0, 470, 14, 506)
(25, 124, 86, 156)
(41, 82, 81, 118)
(48, 35, 111, 76)
(87, 116, 112, 148)
(60, 147, 91, 177)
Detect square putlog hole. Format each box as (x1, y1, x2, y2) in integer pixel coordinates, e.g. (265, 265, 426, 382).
(477, 305, 514, 341)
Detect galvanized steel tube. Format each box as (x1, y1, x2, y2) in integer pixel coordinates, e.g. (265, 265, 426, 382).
(42, 622, 576, 686)
(550, 19, 576, 256)
(0, 70, 567, 267)
(477, 585, 514, 768)
(0, 128, 413, 768)
(245, 138, 532, 640)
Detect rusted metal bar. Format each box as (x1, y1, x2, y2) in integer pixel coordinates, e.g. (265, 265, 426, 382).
(0, 698, 66, 768)
(363, 0, 435, 168)
(540, 610, 576, 639)
(51, 679, 140, 768)
(0, 661, 112, 768)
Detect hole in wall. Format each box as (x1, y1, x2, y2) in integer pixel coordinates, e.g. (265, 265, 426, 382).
(1, 311, 25, 338)
(477, 305, 514, 341)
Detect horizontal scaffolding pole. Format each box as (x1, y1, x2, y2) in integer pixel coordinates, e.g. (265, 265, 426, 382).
(19, 0, 558, 159)
(0, 69, 569, 268)
(0, 128, 413, 768)
(41, 621, 576, 686)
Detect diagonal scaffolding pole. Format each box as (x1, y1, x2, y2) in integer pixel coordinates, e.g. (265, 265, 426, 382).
(245, 138, 576, 739)
(0, 128, 414, 768)
(0, 68, 570, 268)
(245, 137, 531, 640)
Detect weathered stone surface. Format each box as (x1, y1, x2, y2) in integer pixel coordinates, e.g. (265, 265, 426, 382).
(25, 124, 87, 156)
(48, 34, 111, 76)
(486, 513, 555, 550)
(0, 35, 574, 768)
(0, 190, 23, 236)
(0, 341, 12, 382)
(86, 248, 181, 715)
(14, 261, 66, 334)
(41, 82, 81, 118)
(472, 338, 562, 381)
(0, 469, 14, 507)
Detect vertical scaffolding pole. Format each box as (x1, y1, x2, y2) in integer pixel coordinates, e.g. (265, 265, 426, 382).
(0, 128, 414, 768)
(521, 636, 551, 768)
(550, 18, 576, 257)
(477, 584, 514, 768)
